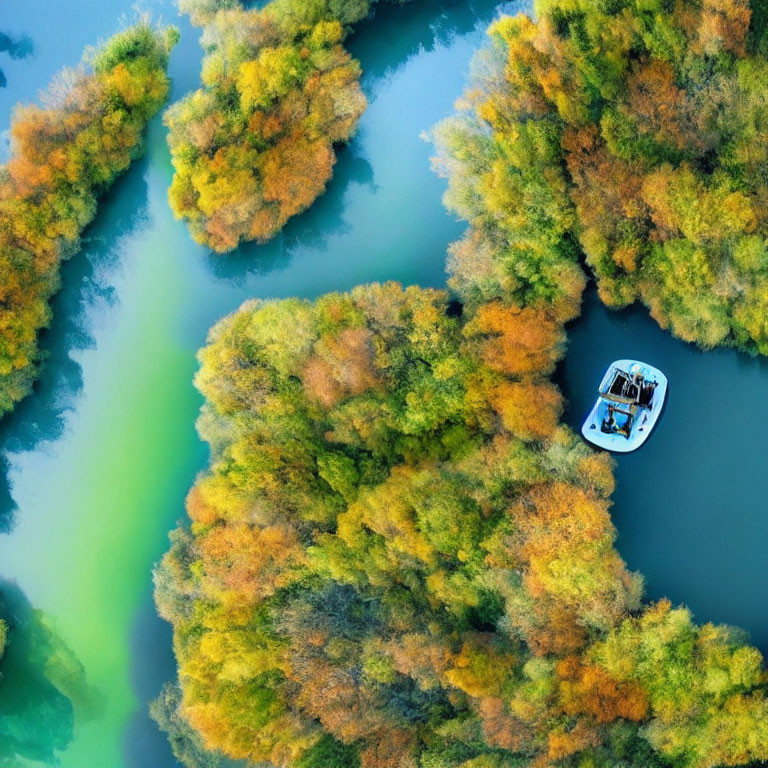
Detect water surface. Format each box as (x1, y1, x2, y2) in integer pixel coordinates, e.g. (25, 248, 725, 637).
(561, 286, 768, 650)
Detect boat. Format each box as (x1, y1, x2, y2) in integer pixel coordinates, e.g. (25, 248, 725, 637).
(581, 359, 667, 453)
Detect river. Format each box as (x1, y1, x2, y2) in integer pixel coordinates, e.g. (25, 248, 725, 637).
(0, 0, 515, 765)
(3, 0, 768, 765)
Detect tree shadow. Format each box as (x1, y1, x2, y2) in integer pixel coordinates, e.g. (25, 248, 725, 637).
(0, 579, 102, 766)
(0, 30, 34, 90)
(349, 0, 511, 84)
(123, 594, 179, 768)
(0, 153, 152, 534)
(205, 146, 376, 284)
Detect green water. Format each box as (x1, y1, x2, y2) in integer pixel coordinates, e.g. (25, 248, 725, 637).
(0, 1, 512, 765)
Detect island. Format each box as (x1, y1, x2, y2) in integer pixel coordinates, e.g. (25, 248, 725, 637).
(167, 0, 414, 252)
(0, 21, 177, 415)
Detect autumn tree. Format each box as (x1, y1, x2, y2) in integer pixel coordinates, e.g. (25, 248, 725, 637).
(156, 281, 611, 767)
(434, 0, 768, 354)
(0, 20, 177, 415)
(157, 269, 768, 768)
(168, 0, 412, 252)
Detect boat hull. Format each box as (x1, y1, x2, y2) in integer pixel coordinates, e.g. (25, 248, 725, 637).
(581, 359, 667, 453)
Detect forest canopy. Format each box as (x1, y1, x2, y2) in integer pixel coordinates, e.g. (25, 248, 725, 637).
(158, 278, 768, 768)
(434, 0, 768, 353)
(0, 20, 177, 416)
(167, 0, 408, 253)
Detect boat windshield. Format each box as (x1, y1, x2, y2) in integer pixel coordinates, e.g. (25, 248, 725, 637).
(601, 368, 656, 408)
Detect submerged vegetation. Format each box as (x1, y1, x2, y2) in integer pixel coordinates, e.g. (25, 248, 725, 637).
(0, 20, 177, 416)
(156, 1, 768, 766)
(0, 584, 102, 766)
(167, 0, 409, 252)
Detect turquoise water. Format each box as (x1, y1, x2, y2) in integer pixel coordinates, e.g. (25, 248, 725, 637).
(0, 1, 512, 765)
(561, 286, 768, 651)
(4, 0, 768, 765)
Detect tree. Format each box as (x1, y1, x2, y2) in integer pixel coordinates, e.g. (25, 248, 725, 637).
(0, 20, 177, 416)
(168, 0, 424, 252)
(435, 0, 768, 354)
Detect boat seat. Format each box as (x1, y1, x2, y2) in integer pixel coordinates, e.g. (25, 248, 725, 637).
(638, 383, 656, 407)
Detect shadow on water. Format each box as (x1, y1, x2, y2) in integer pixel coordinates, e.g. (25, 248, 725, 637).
(559, 283, 768, 653)
(123, 595, 178, 768)
(0, 579, 102, 766)
(205, 147, 375, 284)
(0, 31, 34, 89)
(349, 0, 508, 84)
(0, 153, 152, 534)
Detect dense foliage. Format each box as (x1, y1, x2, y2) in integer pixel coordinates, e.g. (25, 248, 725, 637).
(157, 283, 768, 768)
(151, 682, 232, 768)
(167, 0, 407, 252)
(435, 0, 768, 353)
(157, 1, 768, 767)
(177, 0, 241, 27)
(0, 21, 177, 416)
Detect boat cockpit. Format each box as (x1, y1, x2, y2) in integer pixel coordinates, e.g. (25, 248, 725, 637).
(606, 368, 657, 406)
(599, 367, 658, 437)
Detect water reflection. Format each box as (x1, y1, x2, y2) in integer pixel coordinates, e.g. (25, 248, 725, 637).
(0, 580, 101, 766)
(123, 596, 177, 768)
(0, 31, 34, 89)
(0, 154, 151, 534)
(350, 0, 510, 85)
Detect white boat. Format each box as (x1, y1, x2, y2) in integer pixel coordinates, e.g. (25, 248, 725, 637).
(581, 359, 667, 453)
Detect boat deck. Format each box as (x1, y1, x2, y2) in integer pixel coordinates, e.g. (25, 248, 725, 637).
(581, 360, 667, 453)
